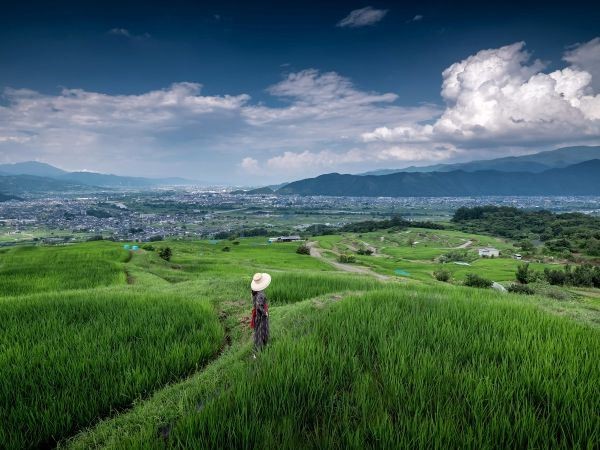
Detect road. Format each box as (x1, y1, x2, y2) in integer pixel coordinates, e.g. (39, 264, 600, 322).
(455, 240, 473, 249)
(307, 242, 389, 281)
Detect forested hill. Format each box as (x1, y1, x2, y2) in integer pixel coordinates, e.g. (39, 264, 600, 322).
(452, 205, 600, 257)
(278, 160, 600, 197)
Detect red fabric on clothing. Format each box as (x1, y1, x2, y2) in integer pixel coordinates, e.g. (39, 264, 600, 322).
(250, 303, 268, 329)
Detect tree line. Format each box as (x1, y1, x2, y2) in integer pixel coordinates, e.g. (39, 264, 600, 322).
(452, 206, 600, 257)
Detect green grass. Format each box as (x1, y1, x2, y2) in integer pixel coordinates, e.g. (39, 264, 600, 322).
(66, 285, 600, 449)
(0, 234, 598, 449)
(0, 287, 223, 448)
(315, 228, 562, 284)
(267, 272, 382, 304)
(0, 242, 128, 295)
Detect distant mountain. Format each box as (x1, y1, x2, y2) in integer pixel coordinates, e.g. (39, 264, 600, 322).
(0, 174, 97, 193)
(0, 161, 197, 188)
(0, 192, 22, 202)
(0, 161, 68, 177)
(360, 146, 600, 175)
(278, 160, 600, 197)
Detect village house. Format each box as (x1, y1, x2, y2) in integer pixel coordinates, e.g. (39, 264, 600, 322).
(268, 235, 302, 243)
(478, 247, 500, 258)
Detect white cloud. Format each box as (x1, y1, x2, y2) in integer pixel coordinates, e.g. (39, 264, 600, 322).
(563, 37, 600, 90)
(241, 144, 460, 178)
(337, 6, 388, 28)
(409, 14, 423, 22)
(0, 70, 437, 180)
(4, 39, 599, 183)
(363, 41, 600, 151)
(107, 28, 151, 40)
(243, 69, 402, 125)
(240, 157, 260, 174)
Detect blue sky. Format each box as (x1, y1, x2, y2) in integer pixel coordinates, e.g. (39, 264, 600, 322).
(1, 1, 599, 184)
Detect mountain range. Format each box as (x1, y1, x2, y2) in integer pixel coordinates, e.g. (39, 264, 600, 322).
(278, 160, 600, 197)
(0, 161, 197, 188)
(1, 146, 599, 197)
(359, 146, 600, 175)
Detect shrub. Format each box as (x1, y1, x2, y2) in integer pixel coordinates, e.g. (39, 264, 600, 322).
(518, 240, 535, 253)
(515, 263, 531, 284)
(507, 284, 535, 295)
(142, 244, 155, 251)
(338, 254, 356, 263)
(544, 267, 567, 285)
(159, 247, 172, 261)
(296, 244, 311, 255)
(222, 246, 231, 252)
(464, 273, 493, 289)
(433, 269, 451, 282)
(439, 249, 476, 264)
(356, 247, 373, 256)
(148, 235, 164, 242)
(233, 241, 241, 245)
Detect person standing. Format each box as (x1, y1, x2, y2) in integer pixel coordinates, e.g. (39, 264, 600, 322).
(250, 272, 271, 353)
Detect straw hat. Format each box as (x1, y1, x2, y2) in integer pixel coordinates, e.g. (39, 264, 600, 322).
(251, 272, 271, 291)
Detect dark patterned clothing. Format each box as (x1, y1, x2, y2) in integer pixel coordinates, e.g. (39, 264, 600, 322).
(252, 291, 269, 350)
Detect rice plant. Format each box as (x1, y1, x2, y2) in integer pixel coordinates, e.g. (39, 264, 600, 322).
(0, 288, 223, 449)
(161, 286, 600, 449)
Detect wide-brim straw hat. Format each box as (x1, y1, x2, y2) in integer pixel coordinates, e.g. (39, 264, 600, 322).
(251, 272, 271, 291)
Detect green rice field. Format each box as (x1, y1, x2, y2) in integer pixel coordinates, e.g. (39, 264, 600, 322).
(0, 231, 598, 448)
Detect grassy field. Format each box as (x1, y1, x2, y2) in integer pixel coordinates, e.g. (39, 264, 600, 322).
(314, 228, 562, 283)
(164, 286, 599, 449)
(0, 242, 129, 295)
(0, 233, 598, 448)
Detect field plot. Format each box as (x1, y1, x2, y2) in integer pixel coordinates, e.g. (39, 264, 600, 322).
(315, 228, 558, 283)
(0, 236, 598, 449)
(68, 284, 600, 449)
(0, 242, 128, 295)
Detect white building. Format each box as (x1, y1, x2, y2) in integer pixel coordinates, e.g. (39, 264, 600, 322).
(268, 235, 302, 243)
(478, 247, 500, 258)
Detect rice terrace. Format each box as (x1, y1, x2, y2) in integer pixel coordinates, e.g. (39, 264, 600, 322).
(1, 214, 599, 448)
(2, 1, 600, 449)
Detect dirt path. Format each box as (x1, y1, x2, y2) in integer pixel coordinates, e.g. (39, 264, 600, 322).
(307, 242, 389, 281)
(455, 240, 473, 249)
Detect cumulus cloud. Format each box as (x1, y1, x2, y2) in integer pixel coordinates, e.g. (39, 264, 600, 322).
(363, 41, 600, 151)
(0, 70, 437, 180)
(4, 39, 599, 183)
(563, 37, 600, 90)
(0, 83, 250, 172)
(337, 6, 388, 28)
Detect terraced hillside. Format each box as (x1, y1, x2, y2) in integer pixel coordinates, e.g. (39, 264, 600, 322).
(0, 235, 598, 448)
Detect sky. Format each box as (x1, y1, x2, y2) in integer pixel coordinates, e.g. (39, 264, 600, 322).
(0, 0, 599, 184)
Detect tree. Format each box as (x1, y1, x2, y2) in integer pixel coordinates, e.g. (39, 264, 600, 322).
(434, 269, 451, 282)
(515, 263, 531, 284)
(544, 268, 566, 285)
(338, 254, 356, 263)
(507, 284, 535, 295)
(518, 240, 535, 253)
(296, 244, 311, 255)
(464, 273, 493, 288)
(159, 247, 172, 261)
